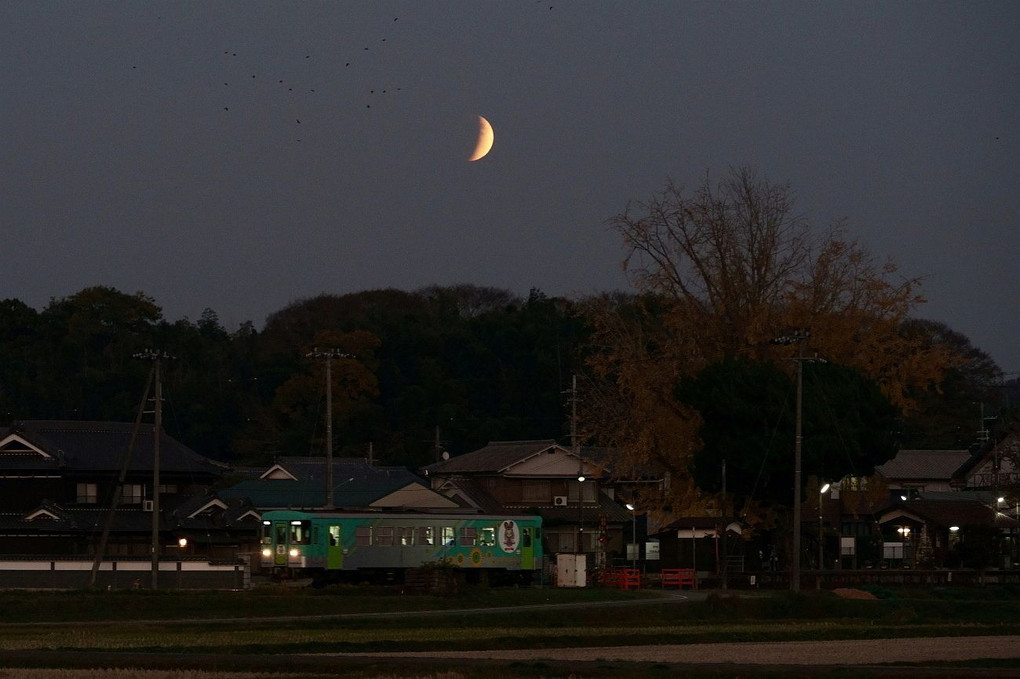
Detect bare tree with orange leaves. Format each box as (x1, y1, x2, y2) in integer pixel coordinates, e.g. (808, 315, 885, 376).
(583, 167, 955, 521)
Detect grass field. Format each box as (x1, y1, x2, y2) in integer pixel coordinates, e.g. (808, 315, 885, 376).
(2, 584, 1020, 678)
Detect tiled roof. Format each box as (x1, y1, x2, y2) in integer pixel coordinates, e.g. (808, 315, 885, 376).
(220, 475, 418, 510)
(874, 449, 973, 481)
(436, 477, 632, 525)
(232, 457, 415, 482)
(654, 516, 744, 536)
(882, 497, 1009, 529)
(426, 440, 563, 474)
(0, 496, 259, 538)
(0, 421, 225, 476)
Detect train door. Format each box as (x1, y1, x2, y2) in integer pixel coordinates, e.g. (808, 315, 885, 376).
(274, 521, 288, 566)
(327, 523, 343, 569)
(521, 525, 536, 570)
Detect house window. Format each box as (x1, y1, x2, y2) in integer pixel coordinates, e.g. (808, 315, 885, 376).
(355, 525, 371, 546)
(522, 480, 550, 503)
(120, 484, 144, 504)
(375, 526, 394, 547)
(158, 484, 178, 494)
(441, 526, 455, 546)
(567, 480, 596, 503)
(76, 483, 98, 504)
(548, 530, 574, 553)
(418, 526, 434, 546)
(459, 526, 476, 546)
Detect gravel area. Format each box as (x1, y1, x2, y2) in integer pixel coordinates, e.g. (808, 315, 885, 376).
(342, 635, 1020, 665)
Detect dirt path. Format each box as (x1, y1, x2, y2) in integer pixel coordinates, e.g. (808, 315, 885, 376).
(341, 634, 1020, 665)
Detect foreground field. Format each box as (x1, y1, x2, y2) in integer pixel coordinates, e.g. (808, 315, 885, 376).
(2, 585, 1020, 678)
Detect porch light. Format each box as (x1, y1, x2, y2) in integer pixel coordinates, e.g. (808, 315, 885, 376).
(177, 537, 187, 548)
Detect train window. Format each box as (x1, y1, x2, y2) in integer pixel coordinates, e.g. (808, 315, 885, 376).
(459, 526, 476, 546)
(328, 525, 341, 547)
(261, 522, 272, 545)
(479, 527, 495, 547)
(418, 526, 434, 546)
(355, 525, 371, 546)
(275, 523, 287, 547)
(399, 527, 414, 546)
(375, 526, 394, 546)
(522, 530, 532, 548)
(290, 520, 311, 545)
(441, 526, 455, 546)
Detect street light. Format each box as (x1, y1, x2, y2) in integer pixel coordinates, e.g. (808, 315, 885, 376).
(576, 474, 586, 555)
(818, 483, 830, 575)
(897, 526, 911, 567)
(625, 503, 637, 569)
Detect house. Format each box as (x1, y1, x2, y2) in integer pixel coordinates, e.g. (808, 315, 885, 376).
(0, 420, 258, 559)
(873, 449, 974, 493)
(220, 456, 460, 511)
(423, 440, 633, 572)
(874, 492, 1015, 569)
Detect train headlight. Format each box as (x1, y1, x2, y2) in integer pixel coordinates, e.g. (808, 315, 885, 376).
(261, 548, 272, 558)
(289, 548, 299, 558)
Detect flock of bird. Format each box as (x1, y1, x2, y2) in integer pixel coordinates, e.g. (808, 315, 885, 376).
(212, 16, 403, 142)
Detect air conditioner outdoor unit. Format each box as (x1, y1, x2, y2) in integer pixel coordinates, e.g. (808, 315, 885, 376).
(143, 500, 154, 512)
(553, 496, 568, 506)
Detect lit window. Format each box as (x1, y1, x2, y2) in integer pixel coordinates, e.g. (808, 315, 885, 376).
(399, 527, 414, 546)
(418, 526, 434, 546)
(76, 483, 97, 504)
(355, 525, 371, 546)
(289, 520, 311, 545)
(479, 527, 496, 547)
(441, 526, 455, 546)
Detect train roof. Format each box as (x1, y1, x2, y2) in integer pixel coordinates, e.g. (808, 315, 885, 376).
(261, 509, 542, 523)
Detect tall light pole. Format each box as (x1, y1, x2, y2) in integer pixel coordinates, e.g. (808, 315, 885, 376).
(625, 503, 637, 569)
(792, 348, 805, 591)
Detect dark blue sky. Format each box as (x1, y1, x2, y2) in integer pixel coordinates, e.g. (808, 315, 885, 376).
(1, 2, 1016, 372)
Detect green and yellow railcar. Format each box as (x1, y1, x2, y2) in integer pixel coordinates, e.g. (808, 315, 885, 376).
(261, 510, 543, 584)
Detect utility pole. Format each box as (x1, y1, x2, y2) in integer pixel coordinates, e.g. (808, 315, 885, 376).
(89, 366, 153, 588)
(793, 353, 803, 591)
(565, 375, 583, 554)
(721, 458, 727, 590)
(134, 349, 171, 590)
(772, 329, 811, 592)
(306, 348, 354, 510)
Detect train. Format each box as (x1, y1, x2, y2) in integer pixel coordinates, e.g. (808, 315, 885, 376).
(260, 510, 543, 585)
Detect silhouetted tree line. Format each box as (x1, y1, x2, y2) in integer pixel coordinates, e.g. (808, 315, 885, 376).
(0, 282, 1010, 472)
(0, 285, 588, 468)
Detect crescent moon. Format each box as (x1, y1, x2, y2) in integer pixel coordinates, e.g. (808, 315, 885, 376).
(468, 115, 494, 161)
